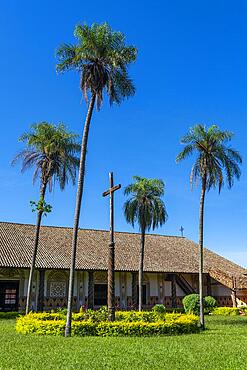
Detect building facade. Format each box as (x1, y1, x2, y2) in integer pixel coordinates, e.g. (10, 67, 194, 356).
(0, 222, 247, 312)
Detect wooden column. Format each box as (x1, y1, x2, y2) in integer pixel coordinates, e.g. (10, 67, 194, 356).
(206, 274, 212, 296)
(231, 277, 237, 308)
(78, 271, 85, 307)
(88, 271, 94, 309)
(37, 269, 45, 312)
(131, 272, 138, 308)
(171, 274, 177, 308)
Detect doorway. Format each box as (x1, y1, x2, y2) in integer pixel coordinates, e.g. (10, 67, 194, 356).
(94, 284, 107, 306)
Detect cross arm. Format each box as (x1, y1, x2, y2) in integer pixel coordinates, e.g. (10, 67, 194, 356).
(102, 184, 121, 197)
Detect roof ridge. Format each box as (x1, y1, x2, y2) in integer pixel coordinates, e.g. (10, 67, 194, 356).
(0, 221, 185, 239)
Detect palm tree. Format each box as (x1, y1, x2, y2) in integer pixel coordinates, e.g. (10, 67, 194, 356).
(176, 124, 242, 329)
(56, 22, 137, 336)
(12, 122, 80, 314)
(124, 176, 168, 311)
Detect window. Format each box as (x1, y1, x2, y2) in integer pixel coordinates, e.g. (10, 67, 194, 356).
(137, 285, 147, 305)
(49, 282, 66, 298)
(47, 271, 68, 298)
(5, 289, 17, 304)
(94, 284, 107, 306)
(0, 281, 19, 311)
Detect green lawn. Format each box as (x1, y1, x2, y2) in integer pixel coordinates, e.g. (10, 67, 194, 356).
(0, 316, 247, 369)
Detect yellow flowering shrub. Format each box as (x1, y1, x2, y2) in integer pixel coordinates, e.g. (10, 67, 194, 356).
(212, 307, 241, 316)
(16, 312, 199, 336)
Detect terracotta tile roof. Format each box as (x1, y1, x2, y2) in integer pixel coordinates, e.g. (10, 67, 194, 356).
(0, 221, 247, 289)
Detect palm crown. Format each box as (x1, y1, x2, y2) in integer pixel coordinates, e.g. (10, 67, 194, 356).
(124, 176, 168, 232)
(176, 124, 242, 192)
(56, 22, 137, 110)
(12, 122, 81, 191)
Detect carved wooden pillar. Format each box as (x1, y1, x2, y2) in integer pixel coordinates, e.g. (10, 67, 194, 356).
(78, 271, 85, 308)
(37, 269, 45, 312)
(231, 277, 237, 308)
(119, 272, 127, 309)
(88, 271, 94, 309)
(171, 274, 177, 308)
(131, 272, 138, 308)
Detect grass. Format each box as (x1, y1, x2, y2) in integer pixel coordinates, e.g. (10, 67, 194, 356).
(0, 316, 247, 369)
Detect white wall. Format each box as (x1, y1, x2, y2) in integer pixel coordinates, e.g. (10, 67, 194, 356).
(126, 273, 132, 296)
(211, 284, 232, 296)
(164, 281, 171, 296)
(115, 272, 120, 296)
(148, 274, 158, 296)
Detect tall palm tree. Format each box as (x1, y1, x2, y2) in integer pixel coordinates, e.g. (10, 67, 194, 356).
(176, 124, 242, 329)
(12, 122, 80, 314)
(124, 176, 168, 311)
(56, 22, 137, 336)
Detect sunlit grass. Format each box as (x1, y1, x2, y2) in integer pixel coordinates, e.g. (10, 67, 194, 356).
(0, 316, 247, 369)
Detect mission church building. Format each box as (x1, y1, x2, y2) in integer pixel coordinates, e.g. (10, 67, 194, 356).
(0, 221, 247, 312)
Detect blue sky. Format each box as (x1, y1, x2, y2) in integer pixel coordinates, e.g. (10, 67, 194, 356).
(1, 1, 247, 266)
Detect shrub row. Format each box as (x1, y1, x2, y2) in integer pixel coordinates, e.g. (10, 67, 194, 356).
(0, 312, 21, 320)
(17, 310, 188, 323)
(16, 313, 199, 336)
(212, 307, 247, 316)
(76, 306, 184, 320)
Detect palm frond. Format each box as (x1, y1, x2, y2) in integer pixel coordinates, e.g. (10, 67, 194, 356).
(13, 122, 81, 193)
(177, 124, 242, 192)
(124, 176, 168, 232)
(56, 22, 137, 108)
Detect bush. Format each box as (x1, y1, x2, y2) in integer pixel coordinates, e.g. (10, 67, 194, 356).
(212, 307, 241, 316)
(183, 294, 218, 315)
(152, 304, 166, 314)
(16, 316, 65, 335)
(16, 312, 199, 336)
(51, 307, 67, 315)
(204, 296, 217, 313)
(73, 306, 109, 322)
(183, 294, 200, 315)
(22, 312, 66, 321)
(166, 308, 184, 314)
(96, 316, 198, 336)
(115, 311, 160, 322)
(0, 312, 21, 320)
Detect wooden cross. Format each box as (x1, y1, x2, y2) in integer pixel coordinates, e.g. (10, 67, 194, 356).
(102, 172, 121, 321)
(179, 226, 184, 237)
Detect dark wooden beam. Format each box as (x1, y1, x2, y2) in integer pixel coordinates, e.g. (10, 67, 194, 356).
(102, 184, 121, 197)
(171, 274, 177, 308)
(206, 274, 212, 296)
(37, 269, 45, 312)
(131, 272, 138, 309)
(88, 271, 94, 309)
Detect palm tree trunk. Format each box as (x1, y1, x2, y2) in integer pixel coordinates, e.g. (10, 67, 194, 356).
(65, 94, 96, 337)
(138, 229, 145, 312)
(25, 181, 47, 314)
(199, 175, 206, 329)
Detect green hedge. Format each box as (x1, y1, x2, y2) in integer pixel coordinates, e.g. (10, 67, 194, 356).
(212, 307, 241, 316)
(19, 310, 187, 323)
(0, 312, 21, 320)
(166, 308, 184, 314)
(16, 312, 199, 336)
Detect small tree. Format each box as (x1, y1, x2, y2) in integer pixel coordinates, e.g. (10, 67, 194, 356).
(12, 122, 80, 314)
(176, 124, 242, 329)
(124, 176, 168, 311)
